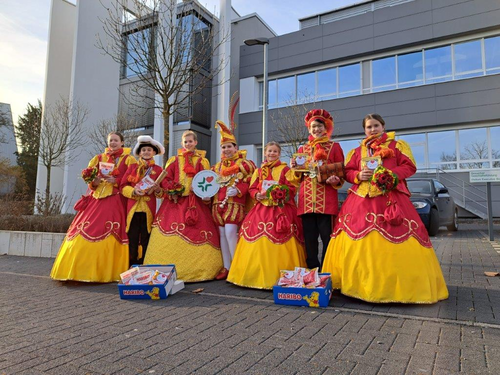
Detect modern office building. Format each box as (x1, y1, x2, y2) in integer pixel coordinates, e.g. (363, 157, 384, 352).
(38, 0, 275, 212)
(0, 103, 19, 194)
(239, 0, 500, 217)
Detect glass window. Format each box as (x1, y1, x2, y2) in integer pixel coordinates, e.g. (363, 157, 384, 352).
(454, 40, 483, 78)
(297, 72, 316, 103)
(485, 36, 500, 73)
(459, 128, 488, 169)
(397, 133, 426, 169)
(491, 126, 500, 168)
(124, 28, 151, 78)
(428, 130, 456, 169)
(277, 76, 296, 106)
(424, 45, 452, 83)
(459, 128, 488, 161)
(398, 51, 423, 88)
(372, 56, 396, 92)
(338, 139, 361, 155)
(338, 63, 360, 97)
(268, 79, 277, 109)
(317, 68, 337, 100)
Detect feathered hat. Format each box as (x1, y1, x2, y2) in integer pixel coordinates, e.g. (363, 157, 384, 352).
(215, 92, 239, 145)
(132, 135, 165, 156)
(304, 109, 334, 136)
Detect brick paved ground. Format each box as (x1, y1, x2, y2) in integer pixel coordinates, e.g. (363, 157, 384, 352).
(0, 223, 499, 374)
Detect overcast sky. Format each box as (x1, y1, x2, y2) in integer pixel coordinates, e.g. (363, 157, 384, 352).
(0, 0, 358, 126)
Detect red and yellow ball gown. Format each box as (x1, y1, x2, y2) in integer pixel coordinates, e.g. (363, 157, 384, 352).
(322, 132, 449, 303)
(227, 160, 306, 289)
(143, 149, 223, 282)
(50, 148, 136, 282)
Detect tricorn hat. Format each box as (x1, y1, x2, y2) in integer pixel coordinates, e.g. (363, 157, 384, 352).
(132, 135, 165, 156)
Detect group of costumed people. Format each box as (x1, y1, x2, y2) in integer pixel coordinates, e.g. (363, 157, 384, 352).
(50, 104, 449, 304)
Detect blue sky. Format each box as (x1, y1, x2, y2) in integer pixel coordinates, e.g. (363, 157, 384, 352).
(0, 0, 358, 125)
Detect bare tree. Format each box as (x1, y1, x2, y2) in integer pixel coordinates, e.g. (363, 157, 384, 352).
(38, 98, 89, 215)
(87, 113, 140, 155)
(270, 95, 317, 158)
(97, 0, 230, 159)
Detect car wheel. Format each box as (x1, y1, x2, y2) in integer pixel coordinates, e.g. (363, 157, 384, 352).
(427, 208, 440, 236)
(447, 209, 458, 231)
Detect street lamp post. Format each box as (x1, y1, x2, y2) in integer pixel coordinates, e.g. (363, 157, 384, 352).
(244, 37, 269, 163)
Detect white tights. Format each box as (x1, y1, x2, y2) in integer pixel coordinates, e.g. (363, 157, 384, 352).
(219, 224, 239, 270)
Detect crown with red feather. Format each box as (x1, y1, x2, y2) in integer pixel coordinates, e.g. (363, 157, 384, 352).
(215, 92, 239, 145)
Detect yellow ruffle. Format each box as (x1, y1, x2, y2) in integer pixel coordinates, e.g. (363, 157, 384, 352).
(322, 231, 448, 304)
(50, 235, 129, 282)
(144, 228, 223, 282)
(227, 236, 307, 290)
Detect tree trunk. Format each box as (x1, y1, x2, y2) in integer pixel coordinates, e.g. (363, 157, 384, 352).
(44, 165, 51, 216)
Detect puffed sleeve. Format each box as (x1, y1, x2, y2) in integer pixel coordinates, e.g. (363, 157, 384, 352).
(344, 147, 361, 185)
(392, 140, 417, 181)
(248, 169, 261, 200)
(120, 164, 137, 199)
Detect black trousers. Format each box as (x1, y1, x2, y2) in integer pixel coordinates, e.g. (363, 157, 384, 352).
(301, 213, 333, 269)
(128, 212, 150, 266)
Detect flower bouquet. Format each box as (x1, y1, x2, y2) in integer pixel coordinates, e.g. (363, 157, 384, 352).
(370, 166, 398, 194)
(165, 180, 185, 203)
(266, 184, 290, 207)
(81, 167, 98, 184)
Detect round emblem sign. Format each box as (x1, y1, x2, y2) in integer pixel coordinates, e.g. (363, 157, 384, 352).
(191, 170, 220, 199)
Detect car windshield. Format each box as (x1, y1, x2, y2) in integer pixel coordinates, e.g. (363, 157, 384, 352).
(408, 180, 432, 194)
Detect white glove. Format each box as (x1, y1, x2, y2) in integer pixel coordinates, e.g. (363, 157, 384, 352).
(226, 187, 238, 197)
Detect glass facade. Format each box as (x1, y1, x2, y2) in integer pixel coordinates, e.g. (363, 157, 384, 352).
(259, 34, 500, 108)
(123, 28, 152, 78)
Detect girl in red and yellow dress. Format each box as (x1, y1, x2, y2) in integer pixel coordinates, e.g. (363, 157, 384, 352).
(288, 109, 344, 269)
(322, 114, 448, 304)
(143, 130, 223, 282)
(211, 119, 255, 280)
(227, 142, 306, 289)
(50, 132, 137, 282)
(120, 136, 165, 267)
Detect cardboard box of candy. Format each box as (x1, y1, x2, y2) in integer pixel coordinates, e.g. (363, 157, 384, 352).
(118, 264, 177, 300)
(273, 268, 332, 308)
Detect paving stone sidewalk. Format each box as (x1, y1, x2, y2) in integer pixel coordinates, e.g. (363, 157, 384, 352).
(0, 224, 499, 374)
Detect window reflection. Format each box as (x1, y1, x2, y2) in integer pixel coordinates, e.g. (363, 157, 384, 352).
(317, 68, 337, 100)
(485, 36, 500, 73)
(424, 45, 452, 83)
(124, 28, 152, 78)
(297, 72, 316, 103)
(398, 51, 423, 88)
(459, 128, 487, 160)
(428, 131, 456, 168)
(338, 139, 361, 155)
(339, 63, 360, 97)
(268, 79, 277, 108)
(490, 126, 500, 168)
(372, 56, 396, 92)
(277, 76, 295, 106)
(454, 40, 483, 78)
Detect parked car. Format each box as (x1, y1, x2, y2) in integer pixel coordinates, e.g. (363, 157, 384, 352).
(407, 178, 459, 236)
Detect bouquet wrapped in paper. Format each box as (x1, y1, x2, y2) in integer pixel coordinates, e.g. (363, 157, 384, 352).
(81, 167, 98, 184)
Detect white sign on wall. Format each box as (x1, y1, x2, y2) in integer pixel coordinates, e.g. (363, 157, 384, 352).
(469, 170, 500, 183)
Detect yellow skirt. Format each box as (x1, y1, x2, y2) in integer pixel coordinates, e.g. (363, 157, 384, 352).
(322, 231, 449, 304)
(144, 228, 223, 282)
(227, 237, 307, 290)
(50, 235, 129, 283)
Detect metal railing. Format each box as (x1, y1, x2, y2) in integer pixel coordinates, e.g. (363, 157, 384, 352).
(414, 168, 488, 219)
